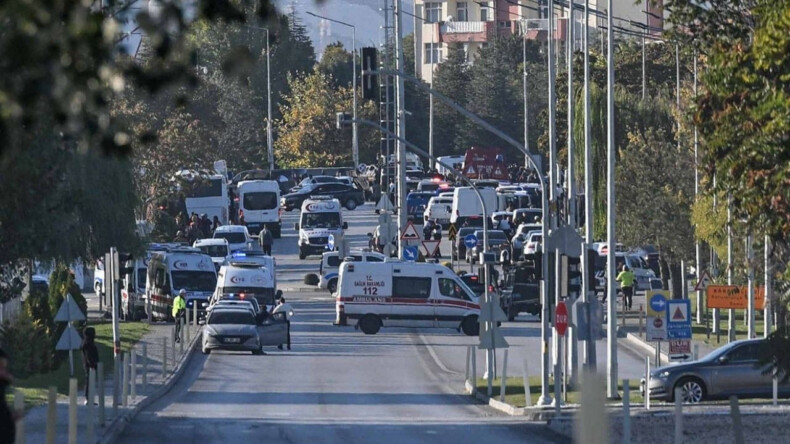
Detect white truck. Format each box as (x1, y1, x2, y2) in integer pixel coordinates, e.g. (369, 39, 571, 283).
(236, 180, 281, 237)
(450, 186, 498, 227)
(295, 197, 348, 260)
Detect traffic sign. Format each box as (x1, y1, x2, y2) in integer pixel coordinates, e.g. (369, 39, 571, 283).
(400, 221, 421, 240)
(327, 234, 335, 251)
(555, 302, 568, 336)
(447, 224, 458, 241)
(376, 194, 394, 212)
(646, 290, 669, 341)
(403, 246, 418, 262)
(693, 270, 712, 292)
(464, 234, 478, 249)
(55, 324, 83, 351)
(706, 284, 765, 310)
(666, 299, 692, 339)
(668, 339, 691, 361)
(357, 163, 367, 173)
(421, 240, 440, 257)
(54, 297, 86, 322)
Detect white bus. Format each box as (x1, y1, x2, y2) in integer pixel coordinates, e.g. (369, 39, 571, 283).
(180, 171, 230, 224)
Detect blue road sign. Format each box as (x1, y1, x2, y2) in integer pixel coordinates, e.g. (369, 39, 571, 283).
(327, 234, 335, 251)
(464, 234, 478, 249)
(650, 293, 667, 313)
(403, 246, 418, 262)
(666, 299, 692, 339)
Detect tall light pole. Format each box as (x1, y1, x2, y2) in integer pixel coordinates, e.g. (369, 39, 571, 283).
(582, 0, 595, 370)
(394, 0, 407, 257)
(693, 52, 702, 324)
(306, 11, 359, 169)
(567, 0, 576, 228)
(266, 29, 273, 172)
(605, 0, 619, 399)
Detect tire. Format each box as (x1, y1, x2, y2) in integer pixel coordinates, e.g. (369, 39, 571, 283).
(674, 377, 706, 404)
(507, 306, 516, 322)
(252, 347, 263, 355)
(345, 199, 357, 210)
(299, 252, 306, 260)
(461, 315, 480, 336)
(202, 347, 210, 355)
(358, 315, 381, 335)
(328, 278, 338, 294)
(304, 273, 319, 286)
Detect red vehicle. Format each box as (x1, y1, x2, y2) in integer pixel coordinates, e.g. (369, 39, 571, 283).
(462, 147, 508, 181)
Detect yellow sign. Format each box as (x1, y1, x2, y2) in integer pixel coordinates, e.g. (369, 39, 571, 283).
(447, 224, 458, 241)
(706, 285, 765, 310)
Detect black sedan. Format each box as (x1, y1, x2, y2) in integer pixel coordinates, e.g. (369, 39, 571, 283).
(281, 183, 365, 211)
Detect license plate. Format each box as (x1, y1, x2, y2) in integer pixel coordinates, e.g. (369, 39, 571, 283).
(224, 337, 240, 343)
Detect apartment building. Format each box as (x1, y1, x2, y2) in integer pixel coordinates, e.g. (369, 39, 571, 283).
(413, 0, 664, 82)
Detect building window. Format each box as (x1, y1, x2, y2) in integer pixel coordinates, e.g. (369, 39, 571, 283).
(480, 2, 492, 22)
(425, 2, 442, 23)
(538, 0, 549, 19)
(498, 20, 511, 28)
(424, 43, 442, 64)
(456, 2, 468, 21)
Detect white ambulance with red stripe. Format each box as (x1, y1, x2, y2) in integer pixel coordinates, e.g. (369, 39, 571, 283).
(335, 261, 481, 336)
(145, 246, 218, 321)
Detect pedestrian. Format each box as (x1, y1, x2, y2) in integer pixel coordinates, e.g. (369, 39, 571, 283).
(212, 216, 221, 234)
(81, 327, 99, 405)
(172, 289, 187, 343)
(0, 349, 21, 444)
(238, 209, 246, 226)
(616, 265, 636, 311)
(423, 219, 435, 239)
(272, 296, 294, 350)
(186, 222, 199, 245)
(200, 214, 211, 237)
(259, 225, 274, 256)
(174, 230, 187, 243)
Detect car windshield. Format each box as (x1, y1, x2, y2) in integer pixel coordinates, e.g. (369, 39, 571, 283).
(302, 212, 341, 229)
(215, 232, 246, 244)
(223, 287, 275, 307)
(208, 311, 255, 325)
(243, 191, 277, 210)
(136, 268, 146, 291)
(198, 245, 229, 258)
(171, 271, 217, 292)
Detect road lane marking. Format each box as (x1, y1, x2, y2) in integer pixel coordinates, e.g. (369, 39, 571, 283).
(418, 332, 461, 376)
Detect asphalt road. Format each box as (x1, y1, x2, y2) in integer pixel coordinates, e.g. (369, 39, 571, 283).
(115, 203, 646, 443)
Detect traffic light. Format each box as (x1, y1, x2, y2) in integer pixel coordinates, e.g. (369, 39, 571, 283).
(566, 255, 582, 297)
(117, 252, 134, 276)
(361, 47, 378, 101)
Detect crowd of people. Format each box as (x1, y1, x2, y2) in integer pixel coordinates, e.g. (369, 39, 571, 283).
(174, 212, 222, 244)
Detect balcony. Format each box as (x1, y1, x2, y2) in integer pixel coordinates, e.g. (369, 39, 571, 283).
(439, 21, 495, 43)
(517, 18, 567, 41)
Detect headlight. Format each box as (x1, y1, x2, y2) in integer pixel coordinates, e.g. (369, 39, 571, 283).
(653, 370, 671, 380)
(205, 326, 218, 337)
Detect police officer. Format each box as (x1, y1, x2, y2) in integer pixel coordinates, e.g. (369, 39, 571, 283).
(172, 289, 187, 343)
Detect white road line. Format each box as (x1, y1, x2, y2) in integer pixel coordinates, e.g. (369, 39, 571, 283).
(417, 332, 461, 376)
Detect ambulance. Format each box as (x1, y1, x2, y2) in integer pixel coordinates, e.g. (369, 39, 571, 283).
(212, 261, 281, 312)
(236, 180, 281, 237)
(295, 197, 348, 260)
(145, 246, 218, 321)
(334, 261, 481, 336)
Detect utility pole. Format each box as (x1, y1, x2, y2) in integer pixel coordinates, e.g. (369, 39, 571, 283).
(727, 196, 734, 342)
(394, 0, 407, 257)
(266, 29, 274, 172)
(547, 0, 558, 231)
(582, 0, 595, 370)
(747, 233, 755, 339)
(605, 0, 619, 399)
(693, 52, 702, 324)
(523, 28, 529, 168)
(429, 18, 434, 161)
(712, 175, 719, 333)
(567, 0, 576, 228)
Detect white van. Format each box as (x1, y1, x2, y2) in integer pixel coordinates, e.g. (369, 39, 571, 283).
(213, 262, 281, 312)
(213, 225, 254, 253)
(335, 261, 481, 336)
(227, 250, 277, 292)
(425, 195, 453, 225)
(295, 197, 348, 260)
(435, 155, 465, 175)
(145, 247, 218, 321)
(318, 251, 386, 293)
(121, 257, 149, 321)
(450, 187, 497, 226)
(237, 180, 281, 237)
(193, 238, 230, 271)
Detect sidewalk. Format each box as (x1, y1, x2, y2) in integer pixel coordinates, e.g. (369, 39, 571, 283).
(18, 295, 201, 444)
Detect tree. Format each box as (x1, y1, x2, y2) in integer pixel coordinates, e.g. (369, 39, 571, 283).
(274, 71, 378, 168)
(318, 42, 354, 88)
(431, 43, 470, 157)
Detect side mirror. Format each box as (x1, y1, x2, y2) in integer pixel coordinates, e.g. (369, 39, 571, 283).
(367, 232, 373, 237)
(718, 355, 729, 365)
(198, 319, 206, 325)
(294, 223, 299, 230)
(343, 222, 348, 229)
(276, 289, 283, 299)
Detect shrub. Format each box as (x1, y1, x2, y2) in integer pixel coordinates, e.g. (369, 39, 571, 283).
(0, 311, 53, 377)
(303, 273, 319, 286)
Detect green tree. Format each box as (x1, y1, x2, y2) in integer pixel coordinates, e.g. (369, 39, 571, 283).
(318, 42, 354, 88)
(431, 43, 470, 156)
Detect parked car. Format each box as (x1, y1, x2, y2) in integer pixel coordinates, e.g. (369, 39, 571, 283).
(453, 227, 478, 261)
(467, 230, 510, 264)
(281, 182, 365, 211)
(522, 232, 542, 255)
(288, 175, 341, 193)
(500, 260, 541, 321)
(641, 339, 788, 403)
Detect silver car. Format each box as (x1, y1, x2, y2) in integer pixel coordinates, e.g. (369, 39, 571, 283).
(641, 339, 787, 403)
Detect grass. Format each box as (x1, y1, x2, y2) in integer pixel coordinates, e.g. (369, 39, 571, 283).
(689, 296, 766, 346)
(10, 321, 150, 409)
(474, 376, 642, 407)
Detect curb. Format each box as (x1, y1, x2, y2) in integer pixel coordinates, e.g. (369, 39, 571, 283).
(464, 380, 526, 416)
(97, 326, 202, 444)
(623, 332, 669, 365)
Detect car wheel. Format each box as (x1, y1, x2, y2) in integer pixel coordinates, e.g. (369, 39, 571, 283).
(202, 346, 210, 355)
(358, 314, 381, 335)
(299, 252, 306, 260)
(345, 199, 357, 210)
(674, 377, 706, 404)
(461, 315, 480, 336)
(252, 347, 263, 355)
(328, 279, 338, 294)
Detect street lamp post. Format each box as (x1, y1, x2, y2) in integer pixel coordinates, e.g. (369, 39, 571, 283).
(306, 11, 359, 169)
(266, 29, 273, 172)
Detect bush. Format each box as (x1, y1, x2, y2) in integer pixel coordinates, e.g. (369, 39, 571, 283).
(0, 311, 53, 378)
(26, 283, 54, 336)
(303, 273, 319, 286)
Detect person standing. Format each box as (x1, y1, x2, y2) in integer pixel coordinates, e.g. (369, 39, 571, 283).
(616, 265, 636, 311)
(81, 327, 99, 405)
(272, 296, 294, 350)
(172, 289, 187, 343)
(212, 215, 221, 234)
(259, 225, 274, 256)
